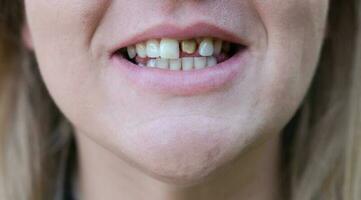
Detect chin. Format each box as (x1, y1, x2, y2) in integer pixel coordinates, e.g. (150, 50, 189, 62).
(111, 114, 254, 186)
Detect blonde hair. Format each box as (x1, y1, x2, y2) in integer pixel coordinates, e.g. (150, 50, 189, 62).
(0, 0, 360, 199)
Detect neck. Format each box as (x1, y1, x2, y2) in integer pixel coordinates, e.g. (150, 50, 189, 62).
(75, 133, 282, 200)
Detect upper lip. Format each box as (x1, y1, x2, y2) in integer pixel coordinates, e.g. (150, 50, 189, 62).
(109, 22, 249, 54)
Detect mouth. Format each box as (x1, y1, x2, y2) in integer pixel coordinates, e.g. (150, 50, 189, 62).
(114, 37, 244, 71)
(110, 23, 250, 96)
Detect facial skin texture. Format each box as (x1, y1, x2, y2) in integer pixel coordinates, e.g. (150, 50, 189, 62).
(24, 0, 329, 199)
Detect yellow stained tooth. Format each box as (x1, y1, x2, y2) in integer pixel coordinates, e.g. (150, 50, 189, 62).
(181, 40, 197, 54)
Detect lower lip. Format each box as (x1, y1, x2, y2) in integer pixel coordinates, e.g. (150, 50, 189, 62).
(110, 49, 249, 96)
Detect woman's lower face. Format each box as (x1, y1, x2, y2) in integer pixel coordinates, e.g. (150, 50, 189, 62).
(24, 0, 329, 185)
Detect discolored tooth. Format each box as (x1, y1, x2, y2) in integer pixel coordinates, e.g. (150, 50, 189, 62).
(181, 40, 196, 54)
(194, 57, 207, 69)
(127, 46, 136, 59)
(214, 39, 223, 54)
(199, 37, 214, 56)
(146, 39, 160, 58)
(160, 39, 179, 59)
(206, 56, 217, 67)
(169, 59, 181, 71)
(182, 57, 194, 71)
(136, 43, 147, 58)
(156, 58, 169, 69)
(147, 59, 157, 68)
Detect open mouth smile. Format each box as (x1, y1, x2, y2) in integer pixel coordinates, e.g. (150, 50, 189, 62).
(116, 37, 243, 70)
(110, 23, 250, 96)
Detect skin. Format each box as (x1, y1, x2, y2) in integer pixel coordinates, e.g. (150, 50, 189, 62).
(23, 0, 329, 199)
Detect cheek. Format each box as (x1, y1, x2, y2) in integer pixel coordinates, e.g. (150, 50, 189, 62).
(252, 0, 328, 115)
(24, 0, 111, 120)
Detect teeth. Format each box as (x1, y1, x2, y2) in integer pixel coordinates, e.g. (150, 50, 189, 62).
(127, 37, 228, 70)
(194, 57, 207, 69)
(182, 57, 194, 71)
(156, 58, 169, 69)
(138, 56, 218, 70)
(181, 40, 197, 54)
(160, 39, 180, 59)
(214, 39, 223, 55)
(127, 46, 136, 59)
(207, 56, 217, 67)
(146, 39, 160, 58)
(169, 59, 182, 71)
(147, 59, 157, 68)
(199, 38, 214, 56)
(136, 43, 147, 58)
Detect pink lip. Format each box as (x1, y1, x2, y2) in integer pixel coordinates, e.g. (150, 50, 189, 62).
(109, 23, 250, 96)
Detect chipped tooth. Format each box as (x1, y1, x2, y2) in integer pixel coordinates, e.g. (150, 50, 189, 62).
(169, 59, 181, 71)
(199, 37, 214, 56)
(214, 39, 223, 54)
(160, 39, 179, 59)
(181, 40, 196, 54)
(156, 58, 169, 69)
(182, 57, 194, 71)
(146, 39, 160, 58)
(136, 43, 147, 58)
(147, 59, 157, 68)
(127, 46, 136, 59)
(194, 57, 207, 69)
(206, 56, 217, 67)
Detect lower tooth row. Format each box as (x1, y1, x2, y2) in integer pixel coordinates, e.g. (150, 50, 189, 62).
(142, 56, 217, 70)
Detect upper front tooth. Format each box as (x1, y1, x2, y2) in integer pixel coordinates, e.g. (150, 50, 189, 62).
(146, 39, 160, 58)
(181, 40, 196, 54)
(127, 46, 136, 59)
(160, 39, 180, 59)
(199, 38, 214, 56)
(214, 39, 223, 54)
(136, 43, 147, 58)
